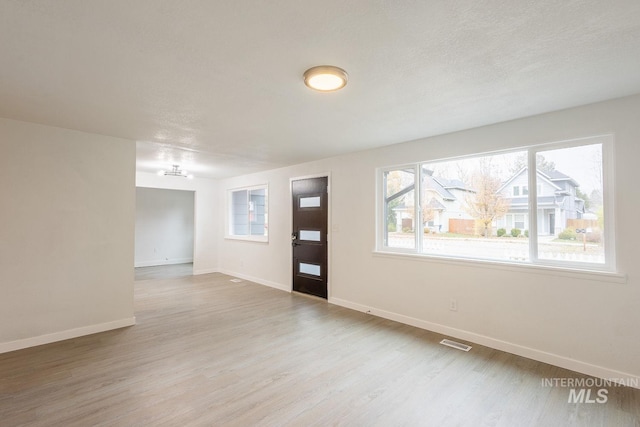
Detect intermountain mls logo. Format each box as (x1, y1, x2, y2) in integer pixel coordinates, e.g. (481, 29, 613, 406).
(567, 388, 608, 404)
(542, 377, 639, 404)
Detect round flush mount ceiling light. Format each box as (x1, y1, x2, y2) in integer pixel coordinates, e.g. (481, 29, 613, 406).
(303, 65, 348, 92)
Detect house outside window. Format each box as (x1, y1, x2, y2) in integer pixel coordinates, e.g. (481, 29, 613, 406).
(378, 136, 614, 271)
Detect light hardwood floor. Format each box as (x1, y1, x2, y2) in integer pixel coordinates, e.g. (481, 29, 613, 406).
(134, 263, 193, 281)
(1, 273, 639, 426)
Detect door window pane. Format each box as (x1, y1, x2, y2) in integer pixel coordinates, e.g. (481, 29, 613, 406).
(299, 262, 321, 276)
(300, 196, 321, 208)
(299, 230, 321, 241)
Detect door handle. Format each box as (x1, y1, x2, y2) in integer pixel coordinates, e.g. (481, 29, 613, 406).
(291, 231, 299, 247)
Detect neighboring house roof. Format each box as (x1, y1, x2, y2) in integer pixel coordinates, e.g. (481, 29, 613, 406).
(546, 169, 580, 187)
(424, 198, 447, 211)
(498, 167, 576, 195)
(423, 174, 456, 200)
(497, 167, 525, 193)
(500, 168, 587, 218)
(436, 177, 474, 192)
(393, 202, 410, 211)
(422, 169, 474, 201)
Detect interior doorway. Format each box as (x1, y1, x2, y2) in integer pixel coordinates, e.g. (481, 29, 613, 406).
(134, 187, 195, 279)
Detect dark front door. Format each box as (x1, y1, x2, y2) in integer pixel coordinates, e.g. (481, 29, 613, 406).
(549, 213, 555, 235)
(292, 177, 328, 299)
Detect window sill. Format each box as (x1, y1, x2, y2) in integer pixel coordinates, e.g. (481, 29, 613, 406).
(225, 235, 269, 243)
(372, 250, 627, 284)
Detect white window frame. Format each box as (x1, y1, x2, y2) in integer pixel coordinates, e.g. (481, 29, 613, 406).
(379, 164, 420, 254)
(376, 135, 617, 273)
(226, 183, 269, 242)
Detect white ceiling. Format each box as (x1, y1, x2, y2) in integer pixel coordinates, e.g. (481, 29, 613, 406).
(2, 1, 640, 179)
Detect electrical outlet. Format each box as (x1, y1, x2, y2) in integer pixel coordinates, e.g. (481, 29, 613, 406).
(449, 299, 458, 312)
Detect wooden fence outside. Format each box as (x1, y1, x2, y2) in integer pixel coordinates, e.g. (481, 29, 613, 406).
(566, 219, 598, 230)
(401, 218, 413, 231)
(448, 218, 476, 235)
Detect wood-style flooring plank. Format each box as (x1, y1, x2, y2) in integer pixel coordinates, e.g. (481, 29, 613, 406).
(0, 272, 638, 426)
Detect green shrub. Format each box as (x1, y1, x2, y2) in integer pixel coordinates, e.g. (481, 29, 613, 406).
(388, 223, 396, 232)
(402, 227, 412, 233)
(558, 228, 576, 240)
(497, 228, 506, 237)
(524, 229, 529, 238)
(511, 228, 521, 237)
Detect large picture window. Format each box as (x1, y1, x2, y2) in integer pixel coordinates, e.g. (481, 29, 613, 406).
(378, 136, 614, 271)
(227, 184, 268, 242)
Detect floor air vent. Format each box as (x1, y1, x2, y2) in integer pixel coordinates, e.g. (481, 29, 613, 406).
(230, 278, 243, 283)
(440, 339, 472, 352)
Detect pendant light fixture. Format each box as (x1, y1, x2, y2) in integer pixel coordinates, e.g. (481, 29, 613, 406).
(157, 165, 193, 179)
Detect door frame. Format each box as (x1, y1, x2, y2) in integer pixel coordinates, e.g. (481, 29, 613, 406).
(289, 172, 331, 299)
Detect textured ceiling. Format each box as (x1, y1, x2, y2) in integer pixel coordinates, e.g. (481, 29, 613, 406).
(2, 1, 640, 179)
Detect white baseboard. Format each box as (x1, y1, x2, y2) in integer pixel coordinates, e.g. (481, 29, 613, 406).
(217, 269, 290, 292)
(0, 317, 136, 354)
(329, 297, 640, 389)
(193, 267, 219, 275)
(134, 258, 193, 268)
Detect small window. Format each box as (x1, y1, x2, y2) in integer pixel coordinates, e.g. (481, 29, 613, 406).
(514, 214, 525, 230)
(513, 186, 520, 196)
(227, 184, 268, 242)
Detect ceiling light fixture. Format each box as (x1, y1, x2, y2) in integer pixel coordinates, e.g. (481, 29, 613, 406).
(158, 164, 194, 179)
(303, 65, 348, 92)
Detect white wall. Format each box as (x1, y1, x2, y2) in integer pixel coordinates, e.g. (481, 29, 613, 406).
(217, 95, 640, 383)
(136, 172, 218, 275)
(0, 118, 136, 352)
(135, 188, 194, 267)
